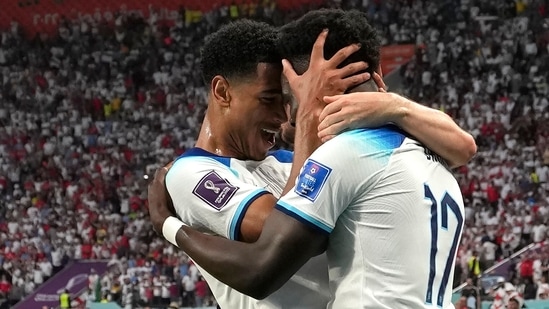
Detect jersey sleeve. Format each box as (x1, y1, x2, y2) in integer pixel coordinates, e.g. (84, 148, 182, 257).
(165, 156, 270, 240)
(275, 135, 356, 234)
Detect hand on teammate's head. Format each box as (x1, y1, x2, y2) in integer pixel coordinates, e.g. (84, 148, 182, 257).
(281, 29, 371, 119)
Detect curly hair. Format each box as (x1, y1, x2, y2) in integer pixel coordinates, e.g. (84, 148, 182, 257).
(278, 9, 381, 75)
(200, 19, 281, 85)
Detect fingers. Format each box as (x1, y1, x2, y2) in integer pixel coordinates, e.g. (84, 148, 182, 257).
(318, 118, 345, 141)
(148, 170, 159, 190)
(323, 94, 343, 104)
(318, 113, 338, 132)
(318, 96, 347, 136)
(376, 64, 383, 78)
(341, 72, 371, 91)
(148, 166, 170, 192)
(148, 164, 176, 231)
(164, 160, 175, 169)
(337, 61, 369, 78)
(282, 59, 298, 82)
(319, 134, 336, 143)
(319, 96, 343, 122)
(318, 109, 351, 142)
(327, 43, 362, 68)
(157, 166, 169, 183)
(372, 72, 387, 92)
(310, 29, 329, 65)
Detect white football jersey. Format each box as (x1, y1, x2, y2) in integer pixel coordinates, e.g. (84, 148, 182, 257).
(278, 126, 465, 309)
(166, 148, 330, 309)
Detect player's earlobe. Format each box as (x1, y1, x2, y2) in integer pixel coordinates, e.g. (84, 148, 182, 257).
(211, 75, 231, 107)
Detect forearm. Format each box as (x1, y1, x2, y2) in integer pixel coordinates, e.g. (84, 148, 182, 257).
(170, 210, 320, 299)
(282, 110, 322, 195)
(393, 94, 477, 168)
(174, 226, 269, 297)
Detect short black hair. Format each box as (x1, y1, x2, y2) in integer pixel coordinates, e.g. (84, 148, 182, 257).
(200, 19, 281, 85)
(278, 9, 381, 74)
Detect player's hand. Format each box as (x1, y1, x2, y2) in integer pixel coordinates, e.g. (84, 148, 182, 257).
(281, 29, 372, 118)
(148, 163, 176, 235)
(318, 92, 403, 142)
(373, 65, 388, 93)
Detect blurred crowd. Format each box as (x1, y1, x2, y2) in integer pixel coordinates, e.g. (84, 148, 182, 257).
(78, 258, 215, 308)
(1, 0, 549, 308)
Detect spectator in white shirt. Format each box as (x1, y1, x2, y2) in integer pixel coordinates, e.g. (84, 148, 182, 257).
(38, 258, 53, 281)
(32, 263, 44, 285)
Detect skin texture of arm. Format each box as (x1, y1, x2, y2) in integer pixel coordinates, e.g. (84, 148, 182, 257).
(174, 209, 328, 299)
(149, 167, 324, 298)
(394, 95, 477, 168)
(318, 92, 477, 168)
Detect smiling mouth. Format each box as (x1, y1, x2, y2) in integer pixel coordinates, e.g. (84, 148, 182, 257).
(261, 128, 278, 146)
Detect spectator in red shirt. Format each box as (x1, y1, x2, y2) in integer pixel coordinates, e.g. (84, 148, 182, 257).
(194, 276, 209, 307)
(81, 241, 93, 260)
(519, 254, 535, 281)
(486, 180, 500, 209)
(0, 274, 12, 296)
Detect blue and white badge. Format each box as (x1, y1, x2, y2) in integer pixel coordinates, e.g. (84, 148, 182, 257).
(294, 159, 332, 202)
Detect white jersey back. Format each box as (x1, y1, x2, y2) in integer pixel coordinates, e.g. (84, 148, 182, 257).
(166, 148, 330, 309)
(277, 126, 464, 309)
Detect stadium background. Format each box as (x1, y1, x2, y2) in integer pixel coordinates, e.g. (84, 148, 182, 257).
(0, 0, 549, 308)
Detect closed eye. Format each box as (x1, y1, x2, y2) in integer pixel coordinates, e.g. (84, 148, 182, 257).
(260, 96, 282, 105)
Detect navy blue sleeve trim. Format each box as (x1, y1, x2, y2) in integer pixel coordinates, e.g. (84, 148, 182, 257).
(232, 190, 271, 241)
(274, 204, 331, 236)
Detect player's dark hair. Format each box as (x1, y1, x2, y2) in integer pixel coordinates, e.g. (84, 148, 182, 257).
(278, 9, 381, 75)
(200, 19, 281, 85)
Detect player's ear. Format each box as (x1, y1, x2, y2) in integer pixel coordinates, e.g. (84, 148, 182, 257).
(211, 75, 231, 107)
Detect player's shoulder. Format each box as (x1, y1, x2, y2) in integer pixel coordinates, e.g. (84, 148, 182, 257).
(173, 147, 232, 167)
(336, 125, 408, 148)
(167, 147, 237, 182)
(316, 125, 408, 158)
(266, 149, 293, 163)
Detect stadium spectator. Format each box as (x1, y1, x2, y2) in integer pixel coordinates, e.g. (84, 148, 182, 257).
(461, 277, 481, 309)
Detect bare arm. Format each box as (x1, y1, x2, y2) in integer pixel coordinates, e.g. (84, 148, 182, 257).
(394, 94, 477, 168)
(174, 208, 327, 299)
(150, 118, 358, 298)
(318, 92, 477, 168)
(150, 165, 327, 299)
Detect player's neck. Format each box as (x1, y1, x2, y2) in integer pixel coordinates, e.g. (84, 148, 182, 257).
(195, 111, 239, 158)
(347, 80, 378, 93)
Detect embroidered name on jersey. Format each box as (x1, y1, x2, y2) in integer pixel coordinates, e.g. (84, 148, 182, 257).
(193, 171, 239, 210)
(295, 159, 332, 202)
